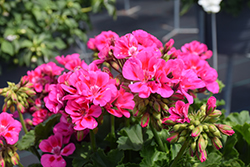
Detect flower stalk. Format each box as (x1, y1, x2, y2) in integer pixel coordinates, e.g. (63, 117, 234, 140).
(150, 121, 165, 152)
(170, 138, 191, 167)
(90, 130, 97, 152)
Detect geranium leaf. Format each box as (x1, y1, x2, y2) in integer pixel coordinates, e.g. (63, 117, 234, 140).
(90, 148, 124, 167)
(70, 142, 92, 167)
(34, 114, 60, 144)
(117, 124, 143, 151)
(221, 158, 245, 167)
(233, 123, 250, 146)
(140, 143, 169, 167)
(16, 130, 35, 150)
(222, 134, 239, 160)
(225, 110, 250, 126)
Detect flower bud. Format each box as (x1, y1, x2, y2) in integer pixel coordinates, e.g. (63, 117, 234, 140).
(17, 102, 25, 113)
(10, 93, 18, 102)
(159, 101, 169, 112)
(198, 150, 207, 162)
(177, 136, 186, 143)
(153, 101, 161, 112)
(11, 153, 19, 165)
(206, 96, 216, 115)
(213, 130, 221, 138)
(215, 124, 235, 136)
(208, 109, 221, 118)
(167, 132, 179, 143)
(191, 125, 203, 137)
(190, 141, 197, 155)
(188, 124, 195, 131)
(162, 118, 176, 126)
(211, 137, 223, 150)
(198, 135, 206, 152)
(180, 129, 188, 136)
(208, 124, 217, 132)
(202, 124, 209, 132)
(138, 101, 145, 111)
(141, 113, 150, 128)
(0, 153, 5, 167)
(194, 120, 200, 126)
(152, 111, 161, 120)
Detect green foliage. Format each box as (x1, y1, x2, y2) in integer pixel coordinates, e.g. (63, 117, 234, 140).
(0, 0, 116, 73)
(16, 130, 35, 150)
(117, 124, 144, 151)
(34, 114, 60, 144)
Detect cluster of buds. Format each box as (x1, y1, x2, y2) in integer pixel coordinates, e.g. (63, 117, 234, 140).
(133, 94, 170, 130)
(164, 96, 235, 162)
(0, 141, 20, 167)
(0, 77, 35, 113)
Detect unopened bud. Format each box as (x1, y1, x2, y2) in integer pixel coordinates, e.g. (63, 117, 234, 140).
(198, 135, 206, 152)
(177, 136, 186, 143)
(162, 98, 169, 104)
(213, 130, 221, 138)
(194, 120, 200, 126)
(211, 137, 223, 150)
(152, 111, 161, 120)
(162, 118, 176, 126)
(159, 101, 169, 112)
(17, 102, 25, 113)
(153, 101, 161, 112)
(206, 96, 216, 115)
(167, 132, 179, 143)
(209, 109, 221, 118)
(202, 124, 209, 132)
(188, 124, 195, 130)
(141, 113, 150, 128)
(11, 93, 18, 102)
(11, 154, 19, 165)
(215, 124, 235, 136)
(191, 126, 203, 137)
(138, 101, 145, 111)
(9, 105, 15, 113)
(180, 130, 188, 136)
(208, 124, 217, 132)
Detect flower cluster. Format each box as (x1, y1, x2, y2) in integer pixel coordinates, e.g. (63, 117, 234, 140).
(0, 29, 235, 166)
(163, 97, 234, 162)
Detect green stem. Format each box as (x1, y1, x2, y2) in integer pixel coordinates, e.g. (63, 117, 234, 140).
(17, 110, 28, 134)
(90, 130, 96, 152)
(170, 138, 191, 167)
(149, 121, 165, 152)
(18, 162, 24, 167)
(110, 115, 116, 149)
(18, 110, 41, 160)
(125, 117, 130, 127)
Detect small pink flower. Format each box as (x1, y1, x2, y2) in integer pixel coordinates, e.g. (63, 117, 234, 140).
(39, 133, 75, 167)
(94, 31, 119, 51)
(32, 109, 51, 125)
(56, 53, 81, 71)
(0, 112, 22, 145)
(87, 38, 97, 51)
(166, 101, 190, 123)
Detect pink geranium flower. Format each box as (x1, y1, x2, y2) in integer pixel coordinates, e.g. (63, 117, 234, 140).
(39, 133, 75, 167)
(166, 101, 190, 123)
(112, 33, 139, 59)
(94, 30, 119, 51)
(122, 51, 159, 98)
(65, 100, 102, 130)
(32, 109, 51, 126)
(0, 112, 22, 145)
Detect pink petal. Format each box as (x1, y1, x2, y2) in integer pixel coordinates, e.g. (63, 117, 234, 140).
(81, 116, 98, 130)
(61, 143, 76, 156)
(122, 58, 144, 81)
(39, 140, 53, 153)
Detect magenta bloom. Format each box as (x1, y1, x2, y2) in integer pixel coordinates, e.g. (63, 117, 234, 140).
(206, 96, 217, 114)
(0, 112, 22, 145)
(55, 53, 82, 71)
(32, 109, 51, 126)
(65, 100, 102, 130)
(166, 101, 190, 123)
(39, 133, 75, 167)
(94, 30, 119, 51)
(122, 51, 159, 98)
(113, 33, 139, 59)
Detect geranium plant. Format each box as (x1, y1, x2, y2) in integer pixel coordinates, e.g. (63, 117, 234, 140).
(1, 29, 249, 167)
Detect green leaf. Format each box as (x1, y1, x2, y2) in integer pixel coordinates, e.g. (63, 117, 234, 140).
(233, 123, 250, 146)
(28, 163, 43, 167)
(117, 163, 139, 167)
(16, 130, 35, 150)
(34, 114, 60, 144)
(20, 40, 33, 48)
(140, 144, 169, 167)
(225, 110, 250, 126)
(71, 143, 92, 167)
(170, 144, 181, 160)
(222, 135, 239, 160)
(54, 38, 67, 50)
(197, 152, 222, 167)
(221, 158, 245, 167)
(117, 124, 143, 151)
(1, 40, 14, 56)
(91, 149, 124, 167)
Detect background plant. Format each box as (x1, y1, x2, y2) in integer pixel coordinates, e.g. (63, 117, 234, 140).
(0, 0, 116, 74)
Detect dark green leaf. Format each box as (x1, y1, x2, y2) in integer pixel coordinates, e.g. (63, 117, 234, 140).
(34, 114, 60, 144)
(225, 110, 250, 126)
(17, 130, 35, 150)
(221, 158, 245, 167)
(91, 149, 124, 167)
(70, 142, 92, 167)
(54, 38, 67, 50)
(117, 124, 143, 151)
(222, 135, 239, 160)
(233, 123, 250, 146)
(170, 144, 181, 160)
(117, 162, 139, 167)
(28, 163, 42, 167)
(1, 40, 14, 56)
(140, 143, 169, 167)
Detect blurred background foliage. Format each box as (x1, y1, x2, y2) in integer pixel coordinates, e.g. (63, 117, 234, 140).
(0, 0, 116, 74)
